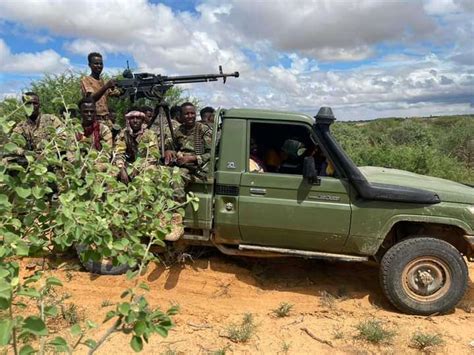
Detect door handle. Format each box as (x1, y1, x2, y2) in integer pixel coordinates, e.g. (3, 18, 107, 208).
(250, 188, 267, 195)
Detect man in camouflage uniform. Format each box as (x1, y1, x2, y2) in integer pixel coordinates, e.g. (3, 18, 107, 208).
(80, 52, 119, 129)
(170, 105, 183, 125)
(140, 105, 154, 127)
(164, 102, 212, 182)
(200, 106, 215, 130)
(76, 97, 113, 155)
(12, 92, 63, 156)
(113, 110, 159, 184)
(148, 104, 180, 139)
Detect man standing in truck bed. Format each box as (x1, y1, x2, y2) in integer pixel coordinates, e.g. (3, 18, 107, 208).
(164, 102, 212, 182)
(80, 52, 118, 129)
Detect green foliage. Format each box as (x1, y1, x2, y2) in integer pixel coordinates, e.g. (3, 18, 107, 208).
(30, 72, 84, 116)
(271, 302, 293, 317)
(410, 332, 444, 350)
(0, 269, 73, 353)
(98, 287, 178, 353)
(332, 115, 474, 184)
(355, 319, 396, 344)
(224, 313, 256, 343)
(0, 93, 191, 352)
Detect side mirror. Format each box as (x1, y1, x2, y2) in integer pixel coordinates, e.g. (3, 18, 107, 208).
(302, 156, 321, 185)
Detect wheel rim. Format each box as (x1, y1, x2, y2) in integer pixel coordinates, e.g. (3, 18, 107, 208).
(401, 256, 451, 303)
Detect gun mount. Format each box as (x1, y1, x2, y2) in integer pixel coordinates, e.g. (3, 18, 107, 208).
(116, 65, 239, 101)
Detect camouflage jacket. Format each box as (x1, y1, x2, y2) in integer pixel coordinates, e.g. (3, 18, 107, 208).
(148, 118, 179, 144)
(65, 123, 112, 171)
(12, 114, 63, 154)
(113, 128, 159, 168)
(166, 121, 212, 172)
(77, 123, 113, 154)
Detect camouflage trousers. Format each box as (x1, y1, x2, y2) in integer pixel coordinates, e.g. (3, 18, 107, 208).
(172, 167, 210, 203)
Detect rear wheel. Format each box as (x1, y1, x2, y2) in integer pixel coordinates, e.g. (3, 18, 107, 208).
(75, 244, 130, 275)
(380, 237, 468, 315)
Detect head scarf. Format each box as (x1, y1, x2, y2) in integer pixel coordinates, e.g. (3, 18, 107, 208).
(125, 111, 146, 137)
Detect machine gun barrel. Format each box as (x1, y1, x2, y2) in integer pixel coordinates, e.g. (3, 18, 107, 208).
(165, 70, 239, 84)
(115, 65, 239, 101)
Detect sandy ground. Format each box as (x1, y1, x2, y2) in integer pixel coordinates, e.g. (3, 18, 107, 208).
(18, 252, 474, 354)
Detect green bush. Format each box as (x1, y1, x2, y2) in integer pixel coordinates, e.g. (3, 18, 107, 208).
(332, 115, 474, 185)
(0, 97, 193, 354)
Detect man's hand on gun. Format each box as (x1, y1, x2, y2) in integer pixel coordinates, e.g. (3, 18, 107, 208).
(176, 152, 196, 165)
(164, 150, 176, 165)
(163, 151, 196, 165)
(105, 79, 116, 90)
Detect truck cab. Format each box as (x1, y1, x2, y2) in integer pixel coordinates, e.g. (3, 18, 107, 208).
(180, 106, 474, 315)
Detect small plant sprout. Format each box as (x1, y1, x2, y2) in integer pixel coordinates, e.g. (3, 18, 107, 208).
(355, 319, 396, 344)
(280, 340, 291, 354)
(332, 326, 344, 340)
(224, 313, 257, 343)
(272, 302, 294, 318)
(100, 300, 114, 308)
(319, 290, 336, 309)
(410, 332, 444, 350)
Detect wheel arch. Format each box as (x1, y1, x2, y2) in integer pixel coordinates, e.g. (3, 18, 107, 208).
(376, 218, 473, 261)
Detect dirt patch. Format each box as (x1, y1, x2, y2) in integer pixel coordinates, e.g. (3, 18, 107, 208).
(18, 254, 474, 354)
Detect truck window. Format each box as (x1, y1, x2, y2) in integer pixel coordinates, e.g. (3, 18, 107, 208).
(248, 122, 334, 176)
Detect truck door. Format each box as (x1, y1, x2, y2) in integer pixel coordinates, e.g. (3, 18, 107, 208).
(238, 121, 352, 253)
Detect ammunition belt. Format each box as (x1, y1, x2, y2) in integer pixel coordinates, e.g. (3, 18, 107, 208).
(194, 123, 204, 155)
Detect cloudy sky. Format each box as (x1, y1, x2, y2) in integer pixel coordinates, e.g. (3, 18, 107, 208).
(0, 0, 473, 120)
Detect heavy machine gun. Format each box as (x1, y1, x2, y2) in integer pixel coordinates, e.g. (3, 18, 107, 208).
(116, 64, 239, 101)
(115, 64, 239, 161)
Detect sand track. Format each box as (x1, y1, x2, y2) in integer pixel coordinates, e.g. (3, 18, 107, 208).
(20, 253, 474, 354)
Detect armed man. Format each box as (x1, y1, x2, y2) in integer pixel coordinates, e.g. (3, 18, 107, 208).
(12, 92, 63, 157)
(113, 110, 159, 184)
(164, 102, 212, 182)
(80, 52, 119, 129)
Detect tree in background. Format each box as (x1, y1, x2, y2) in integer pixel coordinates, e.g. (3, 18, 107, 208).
(332, 115, 474, 185)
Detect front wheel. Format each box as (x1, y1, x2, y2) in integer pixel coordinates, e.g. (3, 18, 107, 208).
(380, 237, 468, 315)
(75, 244, 131, 275)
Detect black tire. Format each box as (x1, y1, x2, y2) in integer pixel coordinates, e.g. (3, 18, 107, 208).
(380, 237, 468, 315)
(75, 244, 130, 275)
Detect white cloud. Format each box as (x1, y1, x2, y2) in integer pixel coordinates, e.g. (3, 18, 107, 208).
(192, 52, 474, 120)
(222, 0, 435, 60)
(307, 46, 376, 62)
(0, 39, 70, 74)
(423, 0, 459, 15)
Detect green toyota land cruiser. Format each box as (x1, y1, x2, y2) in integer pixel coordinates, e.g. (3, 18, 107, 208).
(88, 106, 474, 316)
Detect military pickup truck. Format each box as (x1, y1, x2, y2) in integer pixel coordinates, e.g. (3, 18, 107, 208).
(86, 106, 474, 315)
